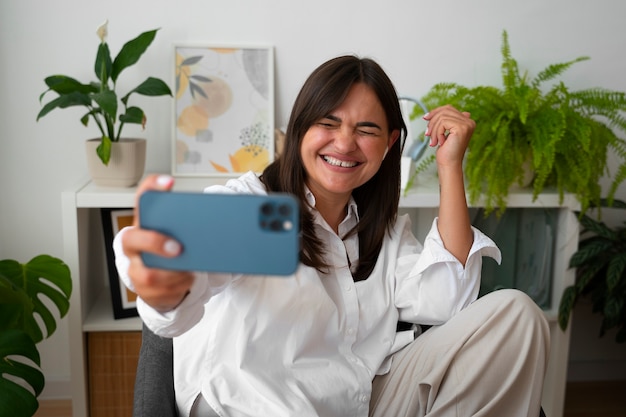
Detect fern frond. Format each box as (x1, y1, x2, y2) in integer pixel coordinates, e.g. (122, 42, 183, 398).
(608, 162, 626, 202)
(500, 30, 519, 96)
(532, 56, 590, 88)
(403, 154, 436, 193)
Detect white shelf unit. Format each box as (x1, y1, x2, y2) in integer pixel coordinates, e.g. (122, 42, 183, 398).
(62, 177, 579, 417)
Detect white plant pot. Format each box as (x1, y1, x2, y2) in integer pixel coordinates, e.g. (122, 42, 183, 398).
(85, 138, 146, 187)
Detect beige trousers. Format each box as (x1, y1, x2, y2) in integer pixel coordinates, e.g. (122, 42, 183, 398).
(369, 289, 550, 417)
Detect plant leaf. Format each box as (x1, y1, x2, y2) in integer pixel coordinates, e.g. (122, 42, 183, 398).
(119, 106, 144, 125)
(121, 77, 172, 105)
(558, 285, 578, 331)
(36, 92, 92, 121)
(111, 29, 158, 82)
(0, 256, 71, 343)
(578, 212, 616, 239)
(97, 136, 112, 166)
(0, 329, 44, 417)
(91, 90, 118, 122)
(575, 260, 608, 292)
(0, 272, 32, 333)
(606, 253, 626, 292)
(40, 75, 98, 100)
(94, 42, 112, 85)
(603, 296, 623, 326)
(133, 77, 172, 97)
(568, 239, 613, 268)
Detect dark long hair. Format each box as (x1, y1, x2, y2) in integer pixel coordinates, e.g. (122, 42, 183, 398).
(261, 55, 406, 281)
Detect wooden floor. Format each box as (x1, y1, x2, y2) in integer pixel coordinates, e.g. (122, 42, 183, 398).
(563, 380, 626, 417)
(34, 380, 626, 417)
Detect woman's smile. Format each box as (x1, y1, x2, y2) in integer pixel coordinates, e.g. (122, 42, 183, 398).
(321, 155, 361, 168)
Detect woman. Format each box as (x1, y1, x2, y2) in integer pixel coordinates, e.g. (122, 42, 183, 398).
(115, 56, 549, 417)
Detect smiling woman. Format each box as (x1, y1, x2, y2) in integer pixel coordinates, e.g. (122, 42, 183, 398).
(114, 55, 549, 417)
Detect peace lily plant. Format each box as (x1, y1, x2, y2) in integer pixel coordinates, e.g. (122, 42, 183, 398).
(37, 20, 172, 165)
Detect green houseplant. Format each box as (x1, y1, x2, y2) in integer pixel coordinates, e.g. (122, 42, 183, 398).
(408, 30, 626, 216)
(559, 199, 626, 343)
(36, 21, 172, 184)
(0, 255, 72, 417)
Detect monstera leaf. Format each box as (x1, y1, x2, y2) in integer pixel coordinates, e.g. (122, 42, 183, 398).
(0, 255, 72, 417)
(0, 255, 72, 342)
(0, 330, 45, 417)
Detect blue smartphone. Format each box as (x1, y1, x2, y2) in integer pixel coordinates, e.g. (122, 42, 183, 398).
(139, 191, 300, 276)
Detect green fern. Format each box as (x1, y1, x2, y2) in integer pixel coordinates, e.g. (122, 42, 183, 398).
(408, 30, 626, 216)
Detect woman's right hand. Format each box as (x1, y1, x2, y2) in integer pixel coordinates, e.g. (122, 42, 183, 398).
(121, 174, 195, 312)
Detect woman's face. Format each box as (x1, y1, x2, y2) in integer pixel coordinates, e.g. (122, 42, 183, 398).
(300, 82, 399, 202)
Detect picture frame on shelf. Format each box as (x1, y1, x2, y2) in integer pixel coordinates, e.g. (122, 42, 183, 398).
(101, 208, 138, 319)
(172, 43, 275, 177)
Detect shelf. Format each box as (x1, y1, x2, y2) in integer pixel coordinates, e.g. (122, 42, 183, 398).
(73, 174, 581, 211)
(75, 176, 231, 208)
(84, 290, 142, 332)
(401, 177, 580, 209)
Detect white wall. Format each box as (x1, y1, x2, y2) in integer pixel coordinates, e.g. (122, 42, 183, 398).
(1, 0, 625, 399)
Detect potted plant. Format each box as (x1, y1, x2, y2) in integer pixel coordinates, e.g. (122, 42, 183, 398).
(0, 255, 72, 417)
(407, 30, 626, 216)
(558, 199, 626, 343)
(37, 20, 172, 187)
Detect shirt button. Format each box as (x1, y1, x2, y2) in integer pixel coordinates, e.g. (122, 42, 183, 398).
(360, 395, 369, 403)
(346, 328, 355, 336)
(345, 285, 352, 292)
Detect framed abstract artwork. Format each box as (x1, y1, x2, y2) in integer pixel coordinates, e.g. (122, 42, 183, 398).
(172, 44, 275, 176)
(101, 208, 138, 319)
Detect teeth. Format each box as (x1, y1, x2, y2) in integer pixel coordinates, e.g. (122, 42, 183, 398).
(323, 155, 358, 168)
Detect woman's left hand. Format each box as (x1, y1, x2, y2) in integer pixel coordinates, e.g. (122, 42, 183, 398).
(423, 105, 475, 168)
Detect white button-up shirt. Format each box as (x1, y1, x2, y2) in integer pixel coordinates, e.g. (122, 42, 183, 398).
(114, 172, 500, 417)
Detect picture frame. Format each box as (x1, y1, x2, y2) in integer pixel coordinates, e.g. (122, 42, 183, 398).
(172, 43, 275, 177)
(101, 208, 138, 319)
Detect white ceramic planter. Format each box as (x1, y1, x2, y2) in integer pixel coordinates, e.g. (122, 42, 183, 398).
(85, 138, 146, 187)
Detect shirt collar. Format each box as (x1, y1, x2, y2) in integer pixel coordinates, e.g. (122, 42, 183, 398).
(304, 186, 360, 224)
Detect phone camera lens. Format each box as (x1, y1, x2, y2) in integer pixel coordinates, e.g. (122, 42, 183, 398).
(278, 204, 292, 216)
(261, 203, 274, 216)
(269, 219, 282, 231)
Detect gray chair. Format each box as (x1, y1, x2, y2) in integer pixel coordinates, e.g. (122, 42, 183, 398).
(134, 324, 178, 417)
(134, 324, 547, 417)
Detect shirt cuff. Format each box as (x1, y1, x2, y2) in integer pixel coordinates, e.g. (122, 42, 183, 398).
(112, 226, 135, 292)
(415, 218, 501, 274)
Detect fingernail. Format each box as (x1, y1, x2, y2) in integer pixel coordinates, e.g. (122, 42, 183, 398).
(164, 239, 181, 255)
(424, 127, 430, 136)
(156, 175, 174, 188)
(422, 112, 430, 119)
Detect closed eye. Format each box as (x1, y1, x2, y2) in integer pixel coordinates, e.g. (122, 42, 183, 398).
(316, 115, 383, 136)
(317, 116, 340, 128)
(357, 129, 378, 136)
(318, 121, 336, 128)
